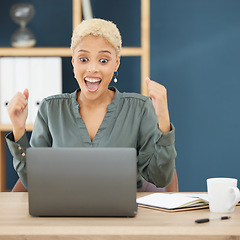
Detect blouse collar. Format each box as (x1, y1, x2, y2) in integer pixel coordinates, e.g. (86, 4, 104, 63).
(71, 86, 122, 112)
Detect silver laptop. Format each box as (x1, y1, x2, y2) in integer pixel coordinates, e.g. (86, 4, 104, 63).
(26, 147, 137, 217)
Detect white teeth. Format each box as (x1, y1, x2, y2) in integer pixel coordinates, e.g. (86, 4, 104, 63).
(85, 77, 101, 83)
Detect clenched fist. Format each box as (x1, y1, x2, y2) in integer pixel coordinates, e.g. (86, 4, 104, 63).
(7, 89, 29, 141)
(146, 77, 171, 133)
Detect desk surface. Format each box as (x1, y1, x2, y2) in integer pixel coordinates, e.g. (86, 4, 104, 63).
(0, 193, 240, 240)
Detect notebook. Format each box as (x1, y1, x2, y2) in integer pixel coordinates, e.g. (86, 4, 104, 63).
(137, 193, 209, 212)
(26, 147, 137, 217)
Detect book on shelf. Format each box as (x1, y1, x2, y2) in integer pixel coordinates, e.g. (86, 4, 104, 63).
(0, 57, 15, 124)
(137, 193, 209, 212)
(0, 57, 62, 125)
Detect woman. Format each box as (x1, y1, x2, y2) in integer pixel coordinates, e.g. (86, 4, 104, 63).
(6, 18, 177, 191)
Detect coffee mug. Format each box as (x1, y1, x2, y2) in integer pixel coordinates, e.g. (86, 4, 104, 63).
(207, 178, 240, 213)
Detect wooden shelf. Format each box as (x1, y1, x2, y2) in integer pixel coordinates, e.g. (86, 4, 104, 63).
(0, 0, 150, 192)
(0, 0, 150, 94)
(0, 124, 33, 132)
(0, 47, 143, 57)
(0, 47, 72, 57)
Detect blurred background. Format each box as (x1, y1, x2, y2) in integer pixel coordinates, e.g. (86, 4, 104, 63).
(1, 0, 240, 191)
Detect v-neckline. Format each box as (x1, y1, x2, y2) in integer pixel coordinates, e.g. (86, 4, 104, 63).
(72, 86, 121, 144)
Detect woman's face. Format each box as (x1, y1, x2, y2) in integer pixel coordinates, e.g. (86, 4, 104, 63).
(72, 35, 120, 101)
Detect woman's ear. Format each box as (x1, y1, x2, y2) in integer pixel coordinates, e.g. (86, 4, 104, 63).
(71, 57, 75, 67)
(71, 57, 76, 79)
(115, 56, 120, 72)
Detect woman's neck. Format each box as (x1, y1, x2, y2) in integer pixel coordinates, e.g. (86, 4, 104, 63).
(77, 89, 115, 109)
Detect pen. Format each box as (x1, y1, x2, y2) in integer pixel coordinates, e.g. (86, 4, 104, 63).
(195, 216, 231, 223)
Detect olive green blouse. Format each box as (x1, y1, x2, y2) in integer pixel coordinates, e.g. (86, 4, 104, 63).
(6, 87, 177, 189)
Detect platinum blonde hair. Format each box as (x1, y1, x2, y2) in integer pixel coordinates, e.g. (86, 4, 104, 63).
(71, 18, 122, 57)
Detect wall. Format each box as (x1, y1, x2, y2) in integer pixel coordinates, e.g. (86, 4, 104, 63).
(150, 0, 240, 191)
(1, 0, 240, 191)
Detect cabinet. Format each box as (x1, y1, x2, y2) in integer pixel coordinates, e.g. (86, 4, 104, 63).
(0, 0, 150, 191)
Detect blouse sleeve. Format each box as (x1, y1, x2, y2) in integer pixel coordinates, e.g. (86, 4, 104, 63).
(5, 131, 30, 189)
(137, 98, 177, 188)
(5, 99, 52, 189)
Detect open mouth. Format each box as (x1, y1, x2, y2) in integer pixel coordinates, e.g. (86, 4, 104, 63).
(84, 77, 102, 92)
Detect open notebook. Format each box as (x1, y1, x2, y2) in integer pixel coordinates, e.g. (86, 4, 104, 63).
(137, 193, 209, 212)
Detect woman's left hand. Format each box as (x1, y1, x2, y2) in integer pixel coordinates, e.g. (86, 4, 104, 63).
(145, 77, 171, 133)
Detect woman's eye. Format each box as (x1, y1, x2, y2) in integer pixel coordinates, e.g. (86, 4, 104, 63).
(79, 57, 88, 62)
(100, 59, 108, 64)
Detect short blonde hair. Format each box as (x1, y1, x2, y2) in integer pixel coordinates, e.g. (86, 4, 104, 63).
(71, 18, 122, 56)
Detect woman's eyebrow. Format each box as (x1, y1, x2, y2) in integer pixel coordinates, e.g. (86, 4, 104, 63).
(78, 49, 89, 53)
(99, 50, 112, 54)
(77, 50, 112, 54)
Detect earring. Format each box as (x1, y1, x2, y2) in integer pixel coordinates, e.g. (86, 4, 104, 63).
(113, 71, 118, 83)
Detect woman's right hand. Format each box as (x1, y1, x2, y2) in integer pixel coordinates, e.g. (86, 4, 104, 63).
(7, 89, 29, 141)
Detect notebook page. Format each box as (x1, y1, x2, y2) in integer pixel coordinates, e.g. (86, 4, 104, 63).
(137, 193, 208, 209)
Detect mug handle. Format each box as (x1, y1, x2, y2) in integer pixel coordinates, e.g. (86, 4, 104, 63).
(228, 187, 240, 211)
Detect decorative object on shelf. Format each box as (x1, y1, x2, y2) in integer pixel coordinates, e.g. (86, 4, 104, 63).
(10, 3, 36, 48)
(82, 0, 93, 20)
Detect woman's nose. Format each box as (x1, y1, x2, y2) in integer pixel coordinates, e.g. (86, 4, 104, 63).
(87, 62, 98, 73)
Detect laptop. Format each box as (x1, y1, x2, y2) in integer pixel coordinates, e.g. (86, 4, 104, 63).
(26, 147, 138, 217)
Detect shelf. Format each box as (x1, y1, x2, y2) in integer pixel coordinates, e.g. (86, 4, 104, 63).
(0, 47, 71, 57)
(0, 47, 143, 57)
(0, 0, 150, 192)
(0, 124, 33, 132)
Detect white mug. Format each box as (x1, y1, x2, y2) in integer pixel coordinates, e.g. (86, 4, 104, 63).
(207, 177, 240, 213)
